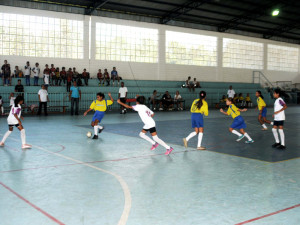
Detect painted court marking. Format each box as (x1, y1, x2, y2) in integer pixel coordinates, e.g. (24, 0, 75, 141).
(0, 181, 65, 225)
(235, 203, 300, 225)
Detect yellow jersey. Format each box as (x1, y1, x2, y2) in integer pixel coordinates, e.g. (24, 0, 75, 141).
(190, 99, 209, 116)
(245, 96, 251, 101)
(90, 99, 113, 112)
(239, 96, 244, 101)
(227, 104, 240, 119)
(256, 97, 266, 110)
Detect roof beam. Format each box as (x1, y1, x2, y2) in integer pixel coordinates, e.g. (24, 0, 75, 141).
(85, 0, 110, 15)
(263, 22, 300, 39)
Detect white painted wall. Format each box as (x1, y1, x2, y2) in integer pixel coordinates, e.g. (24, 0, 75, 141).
(1, 6, 299, 83)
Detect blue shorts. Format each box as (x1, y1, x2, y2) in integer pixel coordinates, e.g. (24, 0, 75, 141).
(191, 113, 204, 128)
(231, 116, 246, 129)
(260, 107, 267, 118)
(92, 111, 105, 123)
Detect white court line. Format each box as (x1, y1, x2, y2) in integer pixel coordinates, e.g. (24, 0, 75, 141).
(0, 134, 132, 225)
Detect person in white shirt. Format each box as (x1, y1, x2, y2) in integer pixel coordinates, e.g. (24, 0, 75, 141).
(37, 84, 49, 116)
(32, 62, 40, 86)
(24, 61, 31, 86)
(272, 89, 287, 150)
(117, 96, 174, 155)
(9, 92, 16, 106)
(0, 95, 32, 149)
(174, 90, 183, 110)
(118, 82, 128, 114)
(227, 85, 235, 98)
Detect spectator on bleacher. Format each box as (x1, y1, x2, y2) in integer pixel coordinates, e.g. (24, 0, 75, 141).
(245, 93, 252, 108)
(111, 67, 120, 86)
(9, 93, 15, 107)
(227, 85, 235, 98)
(159, 91, 174, 111)
(238, 93, 245, 107)
(13, 66, 23, 78)
(15, 79, 24, 94)
(193, 78, 201, 88)
(118, 82, 128, 114)
(233, 94, 238, 104)
(73, 67, 79, 82)
(66, 68, 73, 92)
(97, 69, 104, 86)
(82, 68, 89, 86)
(32, 63, 40, 86)
(215, 95, 227, 109)
(43, 64, 50, 89)
(150, 90, 161, 111)
(50, 64, 56, 86)
(37, 84, 49, 116)
(60, 67, 67, 86)
(55, 67, 61, 86)
(2, 60, 11, 86)
(174, 91, 183, 110)
(69, 81, 81, 116)
(0, 96, 3, 115)
(104, 68, 110, 86)
(24, 61, 31, 86)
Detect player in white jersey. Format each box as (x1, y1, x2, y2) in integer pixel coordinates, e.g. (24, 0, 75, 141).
(0, 95, 32, 149)
(272, 89, 287, 150)
(117, 96, 174, 155)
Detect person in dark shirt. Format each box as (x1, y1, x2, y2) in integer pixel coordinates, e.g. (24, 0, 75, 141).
(15, 79, 24, 93)
(1, 60, 11, 86)
(159, 91, 174, 111)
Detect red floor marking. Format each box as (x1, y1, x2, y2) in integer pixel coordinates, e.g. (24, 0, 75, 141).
(235, 203, 300, 225)
(0, 181, 65, 225)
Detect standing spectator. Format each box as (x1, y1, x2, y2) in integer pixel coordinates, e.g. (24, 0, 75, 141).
(55, 67, 61, 86)
(24, 61, 31, 86)
(111, 67, 120, 86)
(69, 81, 81, 115)
(32, 63, 40, 86)
(50, 64, 56, 86)
(159, 91, 174, 111)
(15, 79, 24, 94)
(104, 69, 110, 86)
(227, 85, 235, 99)
(73, 67, 79, 82)
(193, 78, 201, 88)
(174, 90, 183, 110)
(37, 84, 49, 116)
(97, 69, 104, 86)
(82, 68, 89, 86)
(2, 60, 11, 86)
(66, 68, 73, 92)
(118, 82, 128, 114)
(60, 67, 67, 86)
(43, 64, 50, 89)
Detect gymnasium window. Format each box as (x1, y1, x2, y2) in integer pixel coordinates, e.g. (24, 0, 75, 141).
(95, 23, 158, 63)
(0, 13, 84, 59)
(223, 38, 263, 69)
(166, 31, 217, 66)
(267, 44, 299, 72)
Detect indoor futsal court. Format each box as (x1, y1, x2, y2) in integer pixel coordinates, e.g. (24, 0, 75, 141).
(1, 0, 300, 225)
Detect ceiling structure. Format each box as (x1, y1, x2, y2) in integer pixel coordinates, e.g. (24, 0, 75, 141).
(3, 0, 300, 44)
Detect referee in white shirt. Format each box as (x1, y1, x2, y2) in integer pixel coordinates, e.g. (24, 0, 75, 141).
(118, 82, 128, 114)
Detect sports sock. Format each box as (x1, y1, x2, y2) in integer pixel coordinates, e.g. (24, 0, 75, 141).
(97, 125, 103, 130)
(1, 130, 12, 143)
(139, 132, 155, 145)
(20, 129, 26, 145)
(152, 135, 170, 149)
(197, 133, 203, 147)
(278, 129, 285, 146)
(271, 122, 274, 125)
(1, 106, 3, 114)
(272, 128, 280, 143)
(94, 126, 98, 135)
(232, 130, 242, 136)
(244, 132, 252, 141)
(186, 131, 197, 141)
(262, 124, 267, 129)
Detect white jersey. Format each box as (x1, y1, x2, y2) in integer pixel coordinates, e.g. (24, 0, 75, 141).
(7, 104, 22, 125)
(227, 89, 235, 98)
(119, 87, 128, 98)
(274, 97, 286, 121)
(44, 74, 49, 85)
(132, 104, 155, 129)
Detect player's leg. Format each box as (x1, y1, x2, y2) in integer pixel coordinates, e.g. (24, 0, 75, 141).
(139, 129, 156, 150)
(272, 124, 281, 148)
(278, 124, 285, 149)
(197, 127, 206, 150)
(240, 128, 254, 143)
(150, 130, 173, 155)
(0, 126, 13, 146)
(18, 125, 31, 149)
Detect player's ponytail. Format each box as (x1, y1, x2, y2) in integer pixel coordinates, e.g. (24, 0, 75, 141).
(14, 95, 24, 107)
(196, 91, 206, 109)
(257, 90, 264, 99)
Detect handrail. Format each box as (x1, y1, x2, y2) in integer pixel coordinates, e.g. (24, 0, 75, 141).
(252, 71, 274, 88)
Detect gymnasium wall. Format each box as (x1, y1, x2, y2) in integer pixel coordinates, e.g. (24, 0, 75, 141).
(0, 5, 299, 84)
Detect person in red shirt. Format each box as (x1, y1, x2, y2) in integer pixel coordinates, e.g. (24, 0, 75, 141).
(103, 68, 110, 86)
(66, 68, 73, 92)
(97, 69, 104, 86)
(50, 64, 56, 86)
(82, 68, 89, 86)
(60, 67, 67, 85)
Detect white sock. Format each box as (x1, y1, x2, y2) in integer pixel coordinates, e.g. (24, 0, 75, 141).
(244, 132, 252, 141)
(272, 128, 280, 143)
(139, 132, 155, 145)
(271, 122, 274, 125)
(94, 126, 98, 135)
(197, 133, 203, 147)
(232, 130, 242, 136)
(97, 125, 103, 130)
(1, 130, 12, 143)
(1, 106, 3, 114)
(152, 135, 170, 149)
(278, 129, 285, 146)
(186, 131, 197, 141)
(262, 124, 267, 129)
(20, 129, 26, 145)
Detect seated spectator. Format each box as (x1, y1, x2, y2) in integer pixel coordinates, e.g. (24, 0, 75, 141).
(97, 69, 104, 86)
(233, 93, 238, 104)
(82, 68, 89, 86)
(73, 67, 79, 82)
(55, 67, 61, 86)
(245, 93, 252, 108)
(159, 91, 174, 111)
(174, 90, 183, 110)
(149, 90, 161, 110)
(188, 76, 195, 92)
(215, 95, 227, 109)
(193, 78, 201, 88)
(50, 64, 56, 86)
(238, 93, 245, 106)
(43, 65, 50, 89)
(60, 67, 67, 85)
(104, 68, 110, 86)
(15, 79, 24, 93)
(13, 66, 23, 78)
(111, 67, 120, 86)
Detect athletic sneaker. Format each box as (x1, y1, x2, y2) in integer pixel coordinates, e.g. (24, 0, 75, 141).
(99, 127, 104, 133)
(151, 142, 159, 150)
(22, 144, 32, 149)
(272, 143, 281, 148)
(183, 138, 188, 148)
(92, 135, 98, 139)
(165, 147, 174, 155)
(0, 142, 4, 147)
(236, 135, 245, 142)
(245, 140, 254, 144)
(261, 128, 268, 131)
(197, 146, 206, 150)
(277, 145, 286, 150)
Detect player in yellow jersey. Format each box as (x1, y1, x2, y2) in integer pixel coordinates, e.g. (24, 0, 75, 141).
(256, 90, 273, 131)
(220, 98, 254, 143)
(183, 91, 208, 150)
(83, 92, 114, 139)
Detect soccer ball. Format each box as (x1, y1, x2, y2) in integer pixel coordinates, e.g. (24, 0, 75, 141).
(86, 131, 92, 138)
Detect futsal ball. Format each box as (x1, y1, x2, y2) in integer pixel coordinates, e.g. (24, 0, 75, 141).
(86, 131, 92, 138)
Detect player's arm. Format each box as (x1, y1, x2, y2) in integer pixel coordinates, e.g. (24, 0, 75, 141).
(238, 108, 247, 112)
(117, 99, 133, 109)
(83, 108, 93, 116)
(13, 113, 22, 124)
(274, 102, 287, 114)
(151, 113, 155, 117)
(220, 108, 228, 115)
